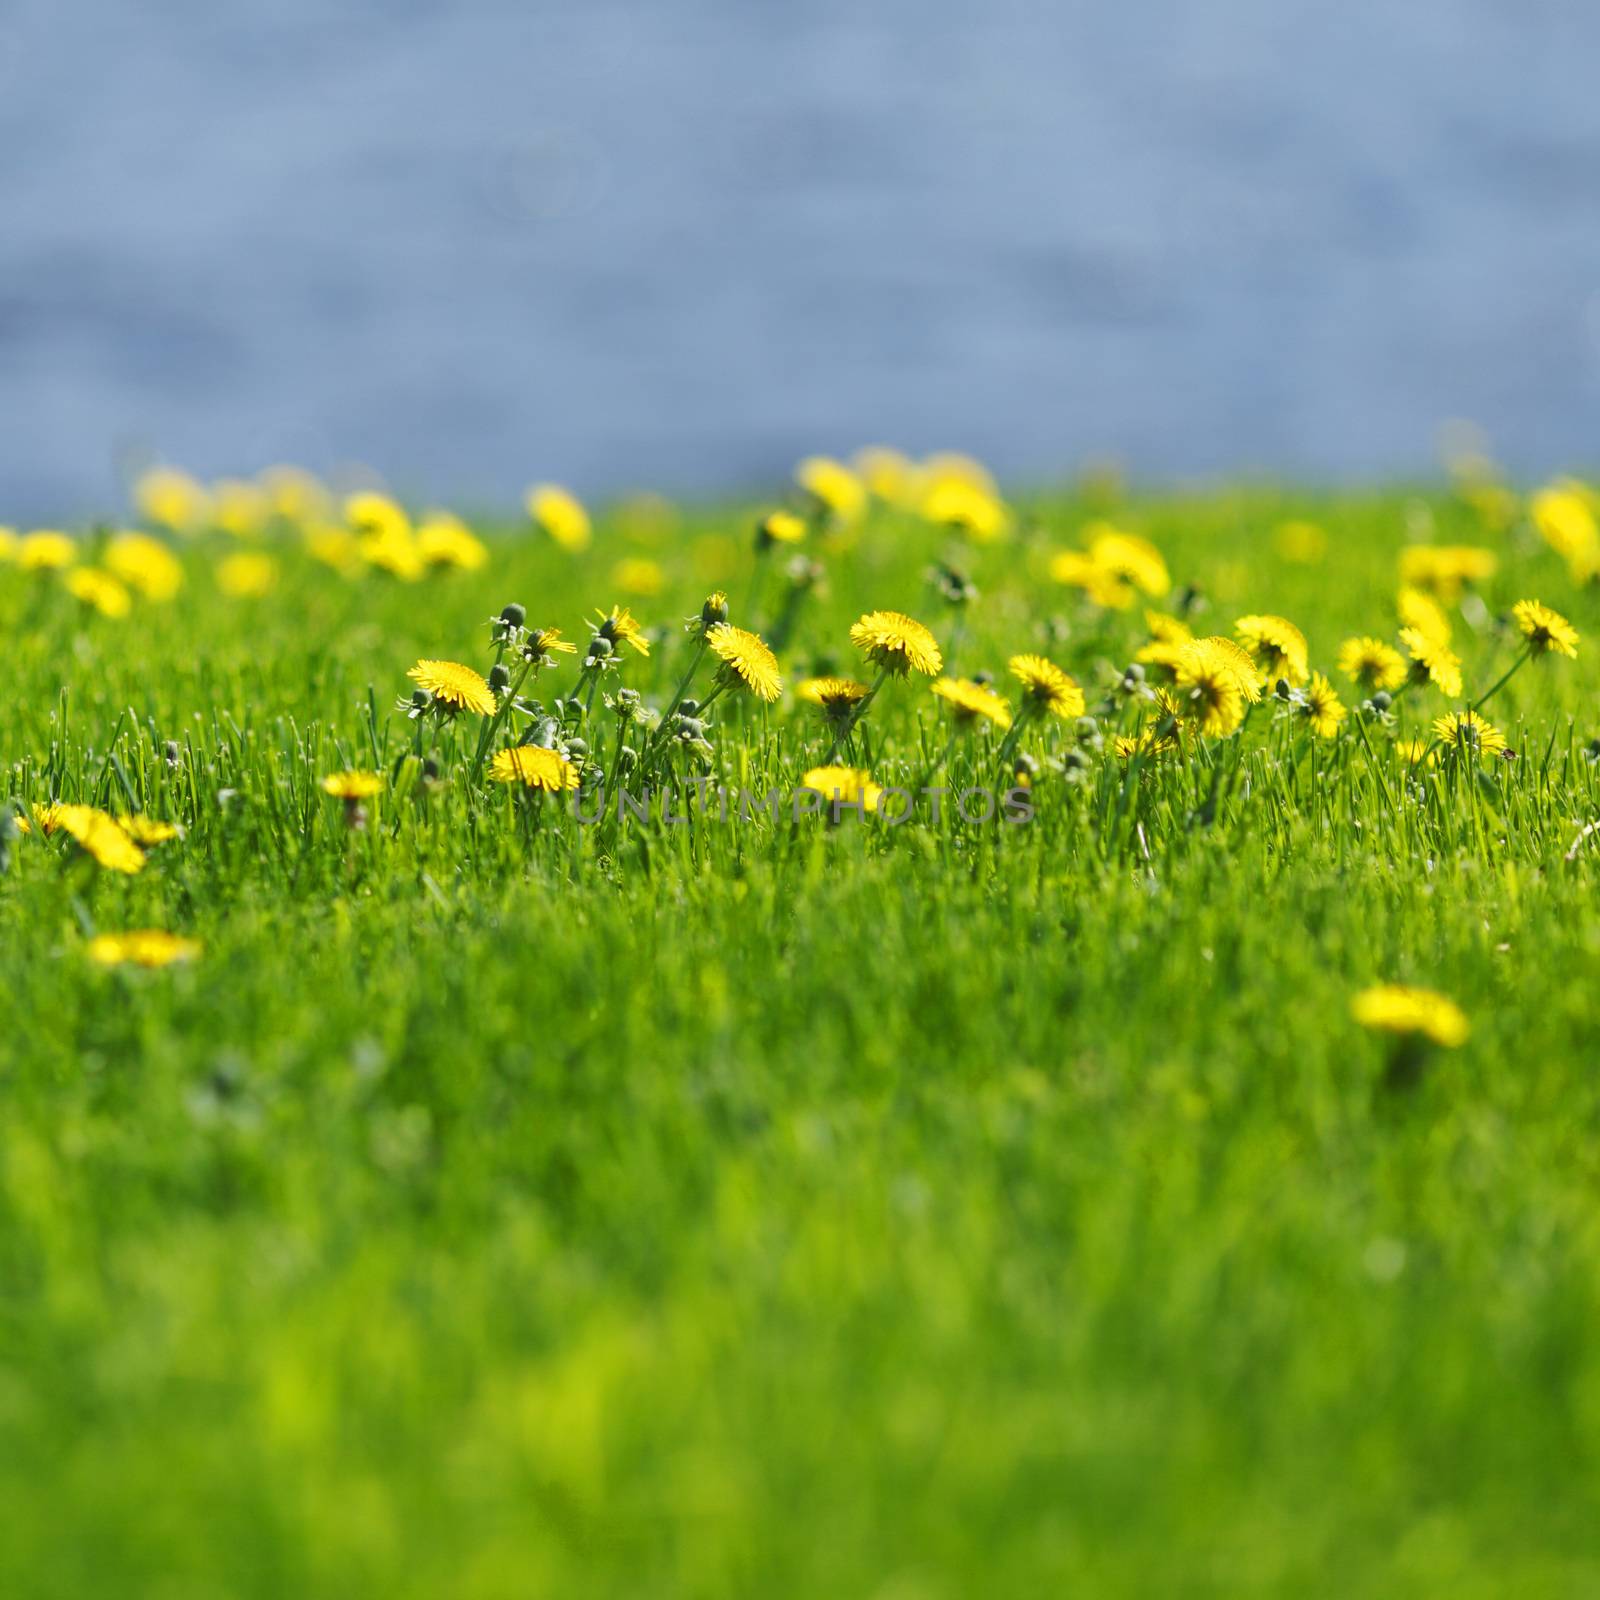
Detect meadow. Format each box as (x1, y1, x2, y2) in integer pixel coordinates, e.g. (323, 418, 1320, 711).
(4, 457, 1600, 1597)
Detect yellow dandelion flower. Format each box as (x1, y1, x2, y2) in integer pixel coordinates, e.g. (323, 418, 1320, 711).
(756, 510, 807, 547)
(1272, 520, 1326, 563)
(1399, 544, 1497, 602)
(1337, 636, 1407, 692)
(417, 512, 489, 571)
(135, 467, 210, 533)
(850, 610, 943, 676)
(1173, 636, 1261, 737)
(321, 771, 385, 800)
(1398, 586, 1452, 646)
(345, 491, 410, 542)
(1530, 483, 1598, 566)
(1399, 627, 1463, 698)
(706, 623, 783, 702)
(1512, 599, 1578, 659)
(1008, 653, 1085, 720)
(853, 445, 922, 506)
(921, 477, 1009, 541)
(1234, 613, 1309, 686)
(259, 464, 331, 524)
(119, 815, 180, 845)
(931, 676, 1013, 729)
(1300, 672, 1347, 737)
(304, 524, 363, 574)
(18, 530, 77, 571)
(408, 659, 496, 715)
(1088, 526, 1170, 600)
(523, 627, 578, 666)
(592, 605, 650, 657)
(88, 930, 201, 968)
(795, 456, 867, 523)
(1396, 737, 1436, 767)
(797, 676, 872, 719)
(527, 484, 591, 551)
(1352, 984, 1469, 1048)
(45, 804, 145, 874)
(1144, 609, 1193, 645)
(1114, 725, 1179, 761)
(216, 552, 278, 598)
(1432, 709, 1507, 760)
(211, 478, 271, 538)
(105, 532, 184, 601)
(1048, 548, 1127, 608)
(490, 745, 580, 792)
(611, 556, 666, 597)
(63, 568, 132, 618)
(799, 765, 883, 813)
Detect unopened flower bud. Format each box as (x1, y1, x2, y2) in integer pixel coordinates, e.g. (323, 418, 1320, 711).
(499, 602, 526, 629)
(488, 663, 512, 693)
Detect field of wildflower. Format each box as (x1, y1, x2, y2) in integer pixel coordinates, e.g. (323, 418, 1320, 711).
(4, 452, 1600, 1596)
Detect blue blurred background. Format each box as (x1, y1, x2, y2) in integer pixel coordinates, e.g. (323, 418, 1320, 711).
(4, 0, 1598, 518)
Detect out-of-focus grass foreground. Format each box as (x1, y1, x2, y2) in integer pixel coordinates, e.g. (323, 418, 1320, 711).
(3, 454, 1600, 1597)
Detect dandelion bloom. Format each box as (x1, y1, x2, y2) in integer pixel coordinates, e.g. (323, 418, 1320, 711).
(850, 610, 943, 677)
(1273, 520, 1326, 563)
(1299, 672, 1347, 738)
(216, 552, 278, 598)
(490, 746, 580, 792)
(88, 930, 201, 968)
(18, 531, 77, 571)
(1173, 636, 1261, 737)
(212, 478, 270, 539)
(259, 464, 331, 524)
(1399, 628, 1463, 699)
(43, 804, 145, 874)
(119, 815, 180, 845)
(921, 477, 1009, 541)
(1396, 737, 1436, 768)
(64, 568, 132, 618)
(1399, 544, 1497, 602)
(1114, 725, 1179, 761)
(106, 532, 183, 601)
(706, 623, 783, 702)
(1398, 587, 1452, 647)
(135, 467, 210, 532)
(408, 659, 496, 716)
(345, 491, 411, 542)
(1337, 636, 1406, 692)
(931, 676, 1013, 729)
(756, 510, 807, 547)
(1530, 484, 1599, 570)
(527, 484, 591, 551)
(416, 513, 489, 571)
(1009, 654, 1084, 720)
(592, 606, 651, 657)
(1432, 709, 1507, 760)
(1088, 527, 1170, 600)
(797, 676, 872, 719)
(1352, 984, 1469, 1048)
(853, 446, 921, 506)
(795, 456, 867, 523)
(321, 771, 385, 800)
(1512, 599, 1578, 659)
(799, 765, 883, 813)
(522, 627, 578, 667)
(1234, 614, 1309, 687)
(611, 557, 666, 597)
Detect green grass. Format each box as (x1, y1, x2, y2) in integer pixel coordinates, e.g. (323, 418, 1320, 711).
(5, 483, 1600, 1597)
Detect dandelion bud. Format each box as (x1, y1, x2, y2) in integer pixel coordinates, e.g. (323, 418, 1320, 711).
(1586, 737, 1600, 763)
(499, 602, 526, 629)
(1063, 748, 1091, 772)
(1074, 716, 1098, 740)
(1121, 662, 1145, 688)
(700, 593, 729, 628)
(565, 738, 589, 759)
(164, 740, 181, 767)
(422, 757, 441, 780)
(587, 635, 613, 662)
(1371, 691, 1393, 712)
(618, 745, 638, 772)
(488, 663, 512, 694)
(411, 688, 433, 712)
(1274, 678, 1292, 701)
(679, 698, 700, 716)
(972, 668, 995, 687)
(562, 697, 586, 723)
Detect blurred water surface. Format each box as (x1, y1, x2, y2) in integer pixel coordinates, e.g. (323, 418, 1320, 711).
(3, 0, 1598, 517)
